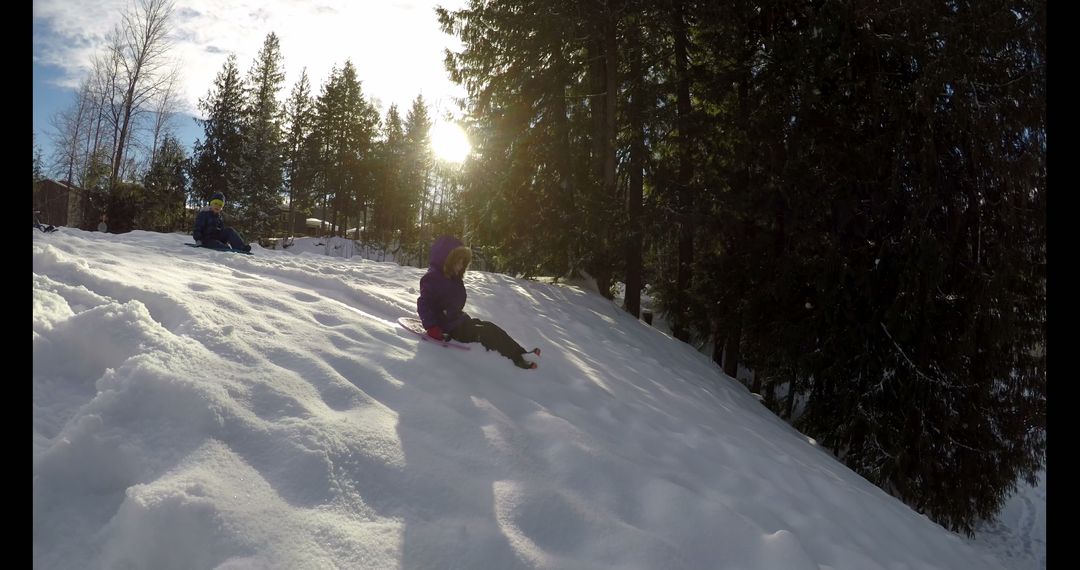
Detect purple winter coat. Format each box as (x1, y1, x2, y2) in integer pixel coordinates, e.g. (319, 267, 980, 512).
(417, 235, 470, 332)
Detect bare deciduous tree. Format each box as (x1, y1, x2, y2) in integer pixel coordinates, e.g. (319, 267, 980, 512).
(108, 0, 177, 190)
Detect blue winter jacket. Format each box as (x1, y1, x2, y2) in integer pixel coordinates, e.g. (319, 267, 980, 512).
(417, 235, 470, 332)
(193, 207, 225, 243)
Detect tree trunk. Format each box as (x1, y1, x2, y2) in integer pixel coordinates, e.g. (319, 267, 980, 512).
(671, 0, 696, 342)
(722, 314, 742, 378)
(624, 20, 645, 319)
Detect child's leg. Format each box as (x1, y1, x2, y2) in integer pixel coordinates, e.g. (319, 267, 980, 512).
(222, 227, 246, 250)
(450, 319, 529, 364)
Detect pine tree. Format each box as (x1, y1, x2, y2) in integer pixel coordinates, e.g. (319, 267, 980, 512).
(311, 62, 379, 238)
(191, 55, 245, 207)
(695, 1, 1046, 534)
(284, 68, 317, 237)
(240, 32, 287, 239)
(338, 61, 379, 239)
(33, 132, 44, 184)
(438, 0, 610, 278)
(373, 104, 407, 244)
(139, 134, 188, 231)
(442, 0, 1045, 533)
(403, 95, 433, 243)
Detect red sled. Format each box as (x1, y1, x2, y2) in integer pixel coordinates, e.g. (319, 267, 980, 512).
(398, 317, 472, 350)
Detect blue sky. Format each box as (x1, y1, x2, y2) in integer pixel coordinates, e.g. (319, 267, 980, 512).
(33, 64, 70, 153)
(33, 0, 467, 175)
(34, 61, 203, 162)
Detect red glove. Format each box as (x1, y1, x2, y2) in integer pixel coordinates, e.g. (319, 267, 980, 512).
(426, 326, 444, 340)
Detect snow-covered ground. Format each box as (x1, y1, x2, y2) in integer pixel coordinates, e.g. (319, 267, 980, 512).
(33, 229, 1042, 569)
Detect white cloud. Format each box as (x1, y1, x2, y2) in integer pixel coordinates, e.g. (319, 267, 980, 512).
(33, 0, 468, 118)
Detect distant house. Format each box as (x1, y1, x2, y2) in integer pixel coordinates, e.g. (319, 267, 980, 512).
(300, 218, 363, 238)
(305, 218, 339, 236)
(33, 179, 88, 228)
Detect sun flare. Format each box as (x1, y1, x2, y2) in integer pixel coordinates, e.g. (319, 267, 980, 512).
(430, 121, 471, 163)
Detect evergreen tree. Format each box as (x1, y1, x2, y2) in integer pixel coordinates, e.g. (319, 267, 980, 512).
(373, 104, 407, 243)
(191, 55, 245, 208)
(403, 95, 433, 243)
(442, 0, 1046, 534)
(684, 0, 1046, 533)
(33, 132, 44, 184)
(240, 32, 287, 239)
(139, 133, 188, 231)
(283, 68, 317, 236)
(311, 62, 379, 237)
(438, 0, 608, 278)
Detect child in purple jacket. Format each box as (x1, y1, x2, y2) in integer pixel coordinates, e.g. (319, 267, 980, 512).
(417, 235, 539, 369)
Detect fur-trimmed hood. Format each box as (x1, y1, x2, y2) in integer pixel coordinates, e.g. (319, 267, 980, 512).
(429, 235, 471, 278)
(443, 245, 472, 278)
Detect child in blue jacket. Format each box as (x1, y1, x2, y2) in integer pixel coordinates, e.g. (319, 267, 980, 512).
(193, 192, 251, 252)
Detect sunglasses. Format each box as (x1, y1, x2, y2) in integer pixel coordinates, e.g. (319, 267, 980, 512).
(210, 199, 224, 209)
